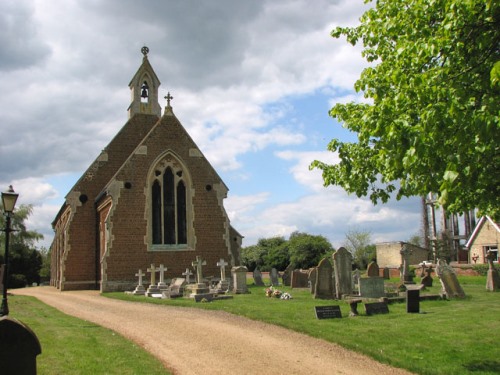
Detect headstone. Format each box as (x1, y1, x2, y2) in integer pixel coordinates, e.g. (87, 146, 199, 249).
(359, 277, 385, 298)
(131, 269, 146, 295)
(0, 316, 42, 374)
(270, 268, 280, 286)
(308, 267, 317, 294)
(253, 269, 265, 286)
(421, 267, 433, 287)
(400, 245, 415, 284)
(291, 270, 309, 288)
(406, 285, 422, 313)
(364, 301, 389, 316)
(352, 269, 360, 291)
(383, 267, 390, 280)
(169, 278, 187, 297)
(282, 263, 293, 286)
(314, 258, 334, 299)
(187, 256, 209, 296)
(366, 261, 380, 277)
(216, 259, 230, 291)
(314, 305, 342, 319)
(182, 268, 193, 284)
(348, 299, 361, 317)
(232, 266, 248, 294)
(485, 250, 500, 292)
(146, 263, 161, 296)
(333, 247, 353, 299)
(156, 264, 168, 290)
(435, 259, 466, 298)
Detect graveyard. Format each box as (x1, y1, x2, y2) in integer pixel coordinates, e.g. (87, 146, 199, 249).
(96, 260, 500, 375)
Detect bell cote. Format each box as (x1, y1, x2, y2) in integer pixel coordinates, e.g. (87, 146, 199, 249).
(128, 46, 161, 118)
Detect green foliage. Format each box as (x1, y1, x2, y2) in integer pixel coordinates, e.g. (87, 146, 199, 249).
(311, 0, 500, 218)
(241, 232, 333, 271)
(287, 231, 333, 269)
(342, 228, 375, 269)
(472, 263, 500, 276)
(0, 204, 44, 286)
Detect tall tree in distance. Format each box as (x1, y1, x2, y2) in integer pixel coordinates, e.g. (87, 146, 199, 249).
(311, 0, 500, 218)
(342, 228, 376, 270)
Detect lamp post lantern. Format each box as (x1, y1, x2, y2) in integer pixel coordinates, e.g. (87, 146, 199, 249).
(1, 185, 19, 316)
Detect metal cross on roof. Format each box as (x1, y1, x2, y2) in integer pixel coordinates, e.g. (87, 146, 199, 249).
(165, 92, 173, 106)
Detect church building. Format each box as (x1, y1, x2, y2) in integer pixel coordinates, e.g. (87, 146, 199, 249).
(50, 47, 242, 292)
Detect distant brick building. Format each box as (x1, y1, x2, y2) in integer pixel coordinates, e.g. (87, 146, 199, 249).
(465, 216, 499, 264)
(50, 48, 242, 292)
(376, 241, 429, 268)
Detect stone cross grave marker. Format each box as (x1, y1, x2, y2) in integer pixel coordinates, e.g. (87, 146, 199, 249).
(314, 258, 334, 299)
(146, 263, 161, 296)
(192, 256, 207, 285)
(132, 269, 146, 295)
(217, 259, 228, 281)
(435, 259, 466, 298)
(333, 247, 353, 299)
(156, 264, 168, 289)
(486, 250, 500, 292)
(400, 244, 414, 284)
(182, 268, 193, 284)
(253, 269, 265, 286)
(270, 268, 280, 286)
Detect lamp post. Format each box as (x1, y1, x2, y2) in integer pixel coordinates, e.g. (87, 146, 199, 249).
(1, 185, 19, 316)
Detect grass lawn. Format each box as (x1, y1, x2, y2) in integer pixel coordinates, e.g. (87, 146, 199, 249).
(8, 295, 169, 375)
(106, 276, 500, 375)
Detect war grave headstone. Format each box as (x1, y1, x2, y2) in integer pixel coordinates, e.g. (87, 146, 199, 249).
(291, 270, 309, 288)
(131, 269, 146, 295)
(314, 258, 334, 299)
(485, 250, 500, 292)
(0, 316, 42, 375)
(333, 247, 353, 299)
(216, 258, 230, 292)
(282, 263, 294, 286)
(435, 259, 466, 298)
(232, 266, 248, 294)
(270, 268, 280, 287)
(314, 305, 342, 319)
(359, 261, 385, 298)
(364, 301, 389, 316)
(400, 245, 415, 284)
(308, 267, 317, 294)
(187, 256, 210, 297)
(253, 269, 265, 286)
(182, 268, 193, 284)
(421, 267, 433, 287)
(146, 263, 162, 297)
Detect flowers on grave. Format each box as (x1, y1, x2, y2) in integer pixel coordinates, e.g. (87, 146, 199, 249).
(265, 286, 292, 300)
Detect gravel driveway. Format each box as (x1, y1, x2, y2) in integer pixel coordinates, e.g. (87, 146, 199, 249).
(14, 287, 413, 375)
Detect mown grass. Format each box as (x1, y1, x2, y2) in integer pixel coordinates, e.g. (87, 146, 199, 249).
(106, 276, 500, 375)
(8, 295, 169, 375)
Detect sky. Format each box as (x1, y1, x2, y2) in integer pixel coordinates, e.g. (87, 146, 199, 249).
(0, 0, 423, 250)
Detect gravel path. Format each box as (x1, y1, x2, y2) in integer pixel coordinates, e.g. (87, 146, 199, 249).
(14, 287, 413, 375)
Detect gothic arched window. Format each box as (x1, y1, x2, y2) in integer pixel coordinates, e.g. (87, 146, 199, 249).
(150, 158, 191, 248)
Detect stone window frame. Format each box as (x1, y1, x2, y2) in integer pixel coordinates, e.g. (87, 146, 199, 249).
(146, 151, 195, 252)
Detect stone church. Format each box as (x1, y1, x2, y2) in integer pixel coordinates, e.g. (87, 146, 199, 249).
(50, 47, 242, 292)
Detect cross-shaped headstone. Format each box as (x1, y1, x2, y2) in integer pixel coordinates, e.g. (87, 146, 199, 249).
(156, 264, 168, 286)
(135, 269, 145, 286)
(147, 263, 157, 285)
(182, 268, 193, 284)
(192, 256, 206, 284)
(217, 259, 228, 281)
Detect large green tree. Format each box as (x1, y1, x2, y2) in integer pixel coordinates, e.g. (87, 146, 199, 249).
(0, 204, 44, 287)
(287, 231, 333, 269)
(312, 0, 500, 217)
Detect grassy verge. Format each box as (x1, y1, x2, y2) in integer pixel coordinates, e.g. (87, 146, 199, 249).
(8, 295, 169, 375)
(106, 276, 500, 375)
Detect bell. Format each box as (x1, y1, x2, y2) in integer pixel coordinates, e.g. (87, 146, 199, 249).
(141, 88, 148, 98)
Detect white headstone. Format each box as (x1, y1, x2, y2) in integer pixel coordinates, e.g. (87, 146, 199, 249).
(217, 259, 229, 281)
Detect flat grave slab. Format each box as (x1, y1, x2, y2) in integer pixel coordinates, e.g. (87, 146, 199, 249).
(314, 305, 342, 319)
(364, 302, 389, 316)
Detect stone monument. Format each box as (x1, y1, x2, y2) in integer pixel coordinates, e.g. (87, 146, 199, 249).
(232, 266, 248, 294)
(314, 258, 334, 299)
(156, 264, 168, 290)
(485, 250, 500, 292)
(187, 256, 209, 296)
(216, 258, 230, 291)
(253, 269, 265, 286)
(182, 268, 193, 284)
(146, 263, 161, 297)
(131, 269, 146, 295)
(333, 247, 353, 299)
(400, 244, 415, 284)
(270, 268, 280, 286)
(435, 259, 465, 298)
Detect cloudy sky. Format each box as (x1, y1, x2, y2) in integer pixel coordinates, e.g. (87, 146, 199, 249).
(0, 0, 422, 250)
